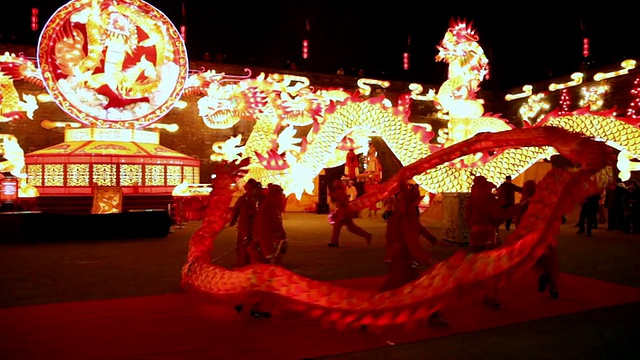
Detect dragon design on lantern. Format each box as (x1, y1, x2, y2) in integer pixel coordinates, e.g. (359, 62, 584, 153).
(183, 19, 640, 197)
(38, 0, 188, 128)
(0, 53, 39, 122)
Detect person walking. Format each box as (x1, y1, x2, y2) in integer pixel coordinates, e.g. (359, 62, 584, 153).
(577, 194, 600, 236)
(604, 177, 627, 231)
(466, 175, 512, 308)
(380, 182, 447, 327)
(229, 178, 259, 267)
(496, 175, 522, 231)
(327, 180, 372, 247)
(512, 179, 559, 299)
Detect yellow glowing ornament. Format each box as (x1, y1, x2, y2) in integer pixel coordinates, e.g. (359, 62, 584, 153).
(519, 93, 551, 124)
(211, 134, 245, 162)
(357, 78, 390, 96)
(408, 83, 436, 101)
(0, 135, 27, 179)
(617, 150, 640, 182)
(40, 120, 83, 130)
(0, 69, 38, 121)
(505, 85, 533, 101)
(276, 125, 302, 154)
(579, 84, 609, 111)
(549, 73, 584, 91)
(593, 59, 636, 81)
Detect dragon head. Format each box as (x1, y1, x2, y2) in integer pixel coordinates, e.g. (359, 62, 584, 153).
(436, 19, 489, 82)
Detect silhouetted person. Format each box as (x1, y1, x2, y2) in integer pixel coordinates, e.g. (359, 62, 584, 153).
(497, 175, 522, 231)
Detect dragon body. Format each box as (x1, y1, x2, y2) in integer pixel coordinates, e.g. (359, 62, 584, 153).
(182, 127, 615, 328)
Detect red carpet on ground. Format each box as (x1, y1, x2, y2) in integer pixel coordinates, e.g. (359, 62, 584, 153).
(1, 272, 640, 360)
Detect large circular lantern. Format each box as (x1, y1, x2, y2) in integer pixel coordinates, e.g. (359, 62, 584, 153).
(37, 0, 188, 129)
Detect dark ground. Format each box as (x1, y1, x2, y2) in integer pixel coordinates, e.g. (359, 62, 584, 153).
(1, 206, 639, 359)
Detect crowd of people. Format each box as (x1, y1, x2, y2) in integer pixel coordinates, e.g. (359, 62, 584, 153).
(573, 177, 639, 236)
(228, 178, 288, 318)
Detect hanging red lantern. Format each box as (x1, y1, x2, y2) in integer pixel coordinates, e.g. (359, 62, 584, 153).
(302, 39, 309, 59)
(31, 8, 39, 31)
(583, 38, 590, 58)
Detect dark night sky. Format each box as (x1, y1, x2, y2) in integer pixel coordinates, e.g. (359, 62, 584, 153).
(2, 1, 639, 90)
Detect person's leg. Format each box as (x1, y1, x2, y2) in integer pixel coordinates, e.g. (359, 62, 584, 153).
(545, 244, 560, 298)
(258, 235, 275, 259)
(380, 262, 413, 292)
(577, 206, 586, 234)
(607, 208, 615, 230)
(345, 218, 372, 244)
(329, 221, 344, 246)
(586, 211, 595, 236)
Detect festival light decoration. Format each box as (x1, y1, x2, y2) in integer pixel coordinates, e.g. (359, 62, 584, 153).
(617, 150, 640, 182)
(518, 93, 551, 124)
(0, 53, 39, 121)
(31, 8, 39, 32)
(505, 85, 533, 101)
(593, 59, 636, 81)
(356, 78, 391, 96)
(408, 83, 436, 101)
(583, 37, 590, 58)
(549, 72, 584, 91)
(5, 13, 639, 201)
(0, 134, 26, 179)
(302, 39, 309, 59)
(579, 84, 609, 111)
(180, 19, 640, 197)
(4, 0, 199, 196)
(25, 128, 199, 195)
(558, 89, 571, 115)
(627, 77, 640, 118)
(37, 0, 189, 129)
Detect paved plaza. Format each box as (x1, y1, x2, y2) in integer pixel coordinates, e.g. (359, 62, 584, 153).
(1, 206, 639, 359)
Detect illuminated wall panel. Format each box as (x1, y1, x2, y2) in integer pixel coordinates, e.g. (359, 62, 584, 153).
(44, 164, 64, 186)
(67, 164, 90, 186)
(120, 164, 143, 186)
(167, 165, 182, 185)
(92, 164, 117, 186)
(184, 166, 194, 183)
(145, 165, 165, 186)
(27, 165, 43, 186)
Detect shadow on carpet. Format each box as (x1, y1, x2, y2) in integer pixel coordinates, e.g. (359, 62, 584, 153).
(1, 272, 639, 360)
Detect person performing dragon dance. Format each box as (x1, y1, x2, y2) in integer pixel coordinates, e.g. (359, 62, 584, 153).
(328, 179, 372, 247)
(229, 178, 260, 267)
(381, 181, 447, 327)
(234, 182, 288, 319)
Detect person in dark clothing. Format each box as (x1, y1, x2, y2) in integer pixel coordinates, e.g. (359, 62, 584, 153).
(622, 180, 639, 233)
(496, 175, 522, 231)
(604, 177, 627, 231)
(577, 194, 600, 236)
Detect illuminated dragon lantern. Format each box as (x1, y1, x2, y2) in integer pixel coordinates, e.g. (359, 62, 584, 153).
(182, 127, 617, 329)
(185, 18, 639, 197)
(0, 53, 39, 122)
(434, 19, 488, 121)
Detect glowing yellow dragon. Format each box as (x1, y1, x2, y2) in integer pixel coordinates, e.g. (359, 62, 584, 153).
(186, 20, 639, 197)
